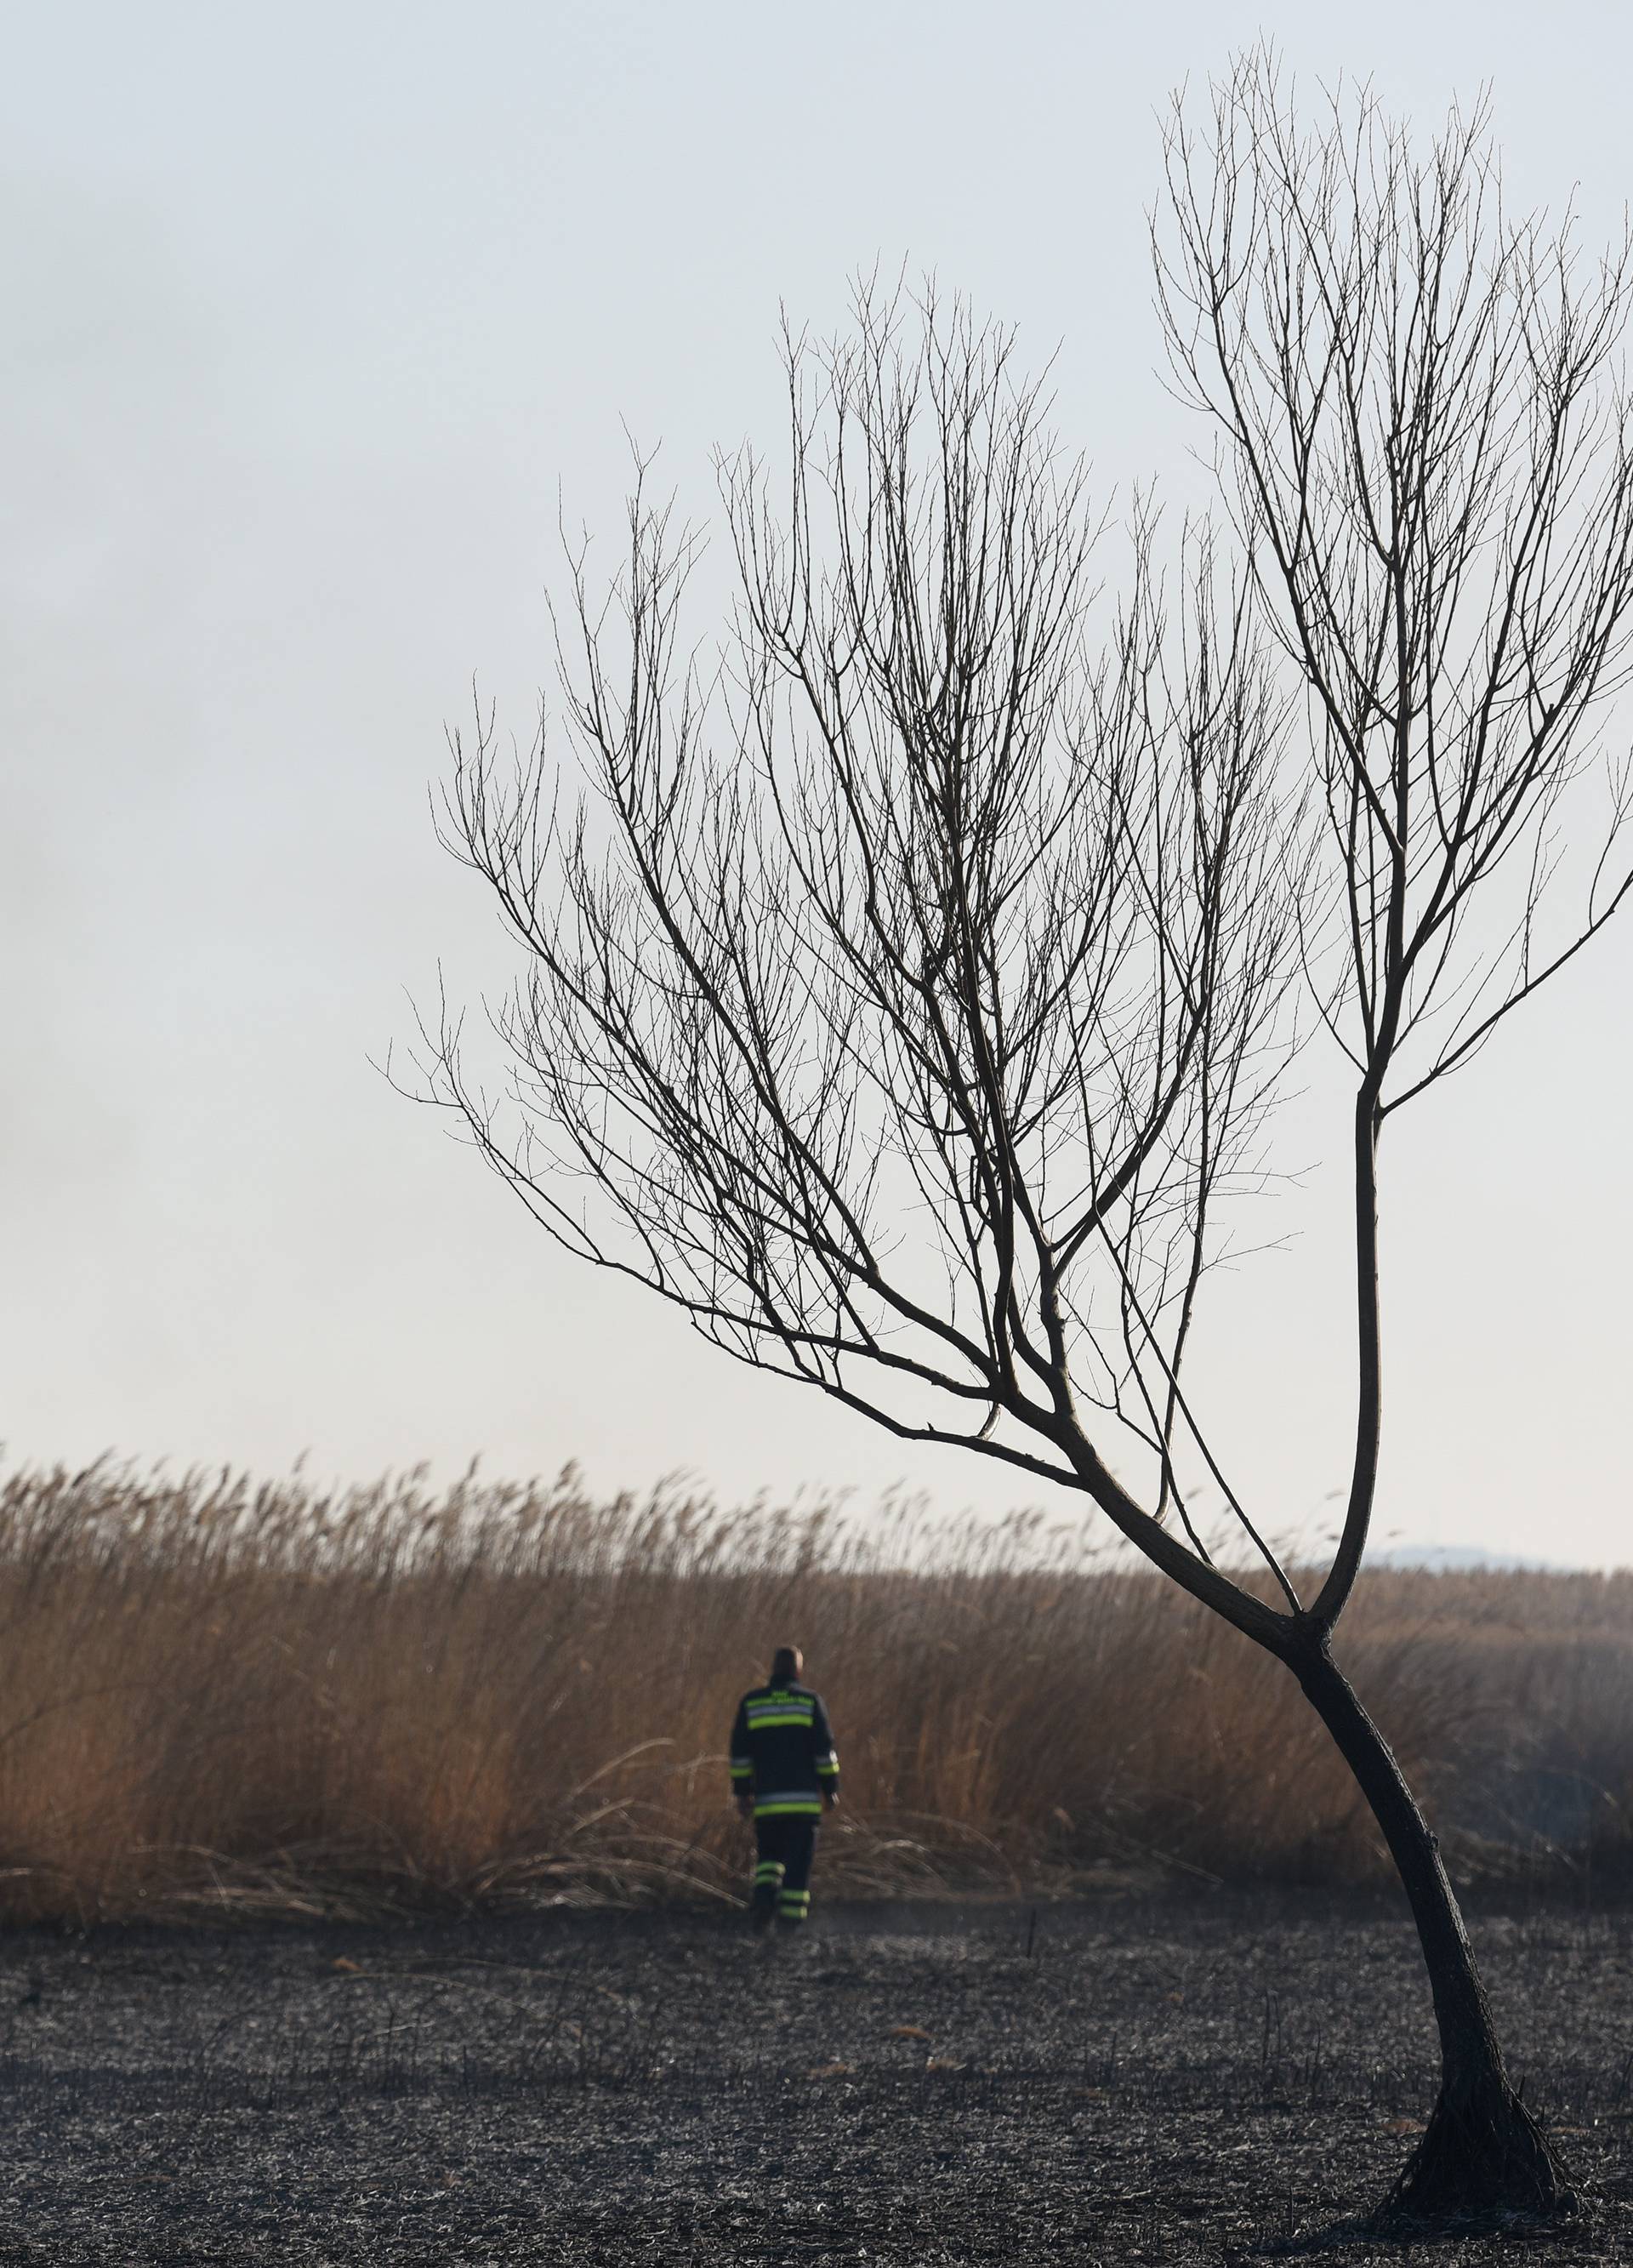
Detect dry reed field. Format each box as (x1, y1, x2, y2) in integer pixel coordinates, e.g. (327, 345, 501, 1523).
(2, 1458, 1630, 1926)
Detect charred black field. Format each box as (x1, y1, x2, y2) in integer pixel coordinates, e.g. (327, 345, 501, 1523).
(2, 1889, 1630, 2266)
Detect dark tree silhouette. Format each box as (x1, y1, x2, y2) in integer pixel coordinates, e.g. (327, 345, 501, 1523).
(1157, 53, 1633, 2224)
(410, 74, 1633, 2217)
(419, 288, 1300, 1622)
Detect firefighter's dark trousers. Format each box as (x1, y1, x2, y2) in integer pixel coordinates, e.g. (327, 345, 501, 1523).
(750, 1813, 817, 1924)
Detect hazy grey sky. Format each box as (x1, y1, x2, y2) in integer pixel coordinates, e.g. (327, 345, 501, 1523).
(4, 1, 1630, 1564)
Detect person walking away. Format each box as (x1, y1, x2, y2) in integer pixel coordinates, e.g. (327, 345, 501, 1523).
(728, 1646, 839, 1929)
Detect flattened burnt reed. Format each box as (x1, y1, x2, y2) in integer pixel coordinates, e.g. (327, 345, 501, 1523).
(0, 1890, 1629, 2264)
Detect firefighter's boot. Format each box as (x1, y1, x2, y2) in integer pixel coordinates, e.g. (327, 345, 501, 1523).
(750, 1860, 782, 1932)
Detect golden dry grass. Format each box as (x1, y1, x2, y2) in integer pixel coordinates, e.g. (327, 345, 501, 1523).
(1, 1457, 1630, 1923)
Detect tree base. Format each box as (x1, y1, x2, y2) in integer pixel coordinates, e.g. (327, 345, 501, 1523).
(1373, 2075, 1578, 2231)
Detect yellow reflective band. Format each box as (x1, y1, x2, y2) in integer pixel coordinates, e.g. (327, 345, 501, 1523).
(729, 1763, 753, 1778)
(745, 1712, 815, 1729)
(754, 1800, 822, 1816)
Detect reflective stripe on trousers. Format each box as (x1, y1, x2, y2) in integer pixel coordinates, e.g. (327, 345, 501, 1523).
(751, 1813, 817, 1918)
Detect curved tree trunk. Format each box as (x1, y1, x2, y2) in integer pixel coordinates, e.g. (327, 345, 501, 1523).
(1293, 1644, 1576, 2227)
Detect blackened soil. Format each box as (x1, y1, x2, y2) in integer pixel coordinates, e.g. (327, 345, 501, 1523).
(0, 1891, 1630, 2265)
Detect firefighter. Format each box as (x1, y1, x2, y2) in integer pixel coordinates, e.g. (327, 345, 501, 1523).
(728, 1645, 839, 1929)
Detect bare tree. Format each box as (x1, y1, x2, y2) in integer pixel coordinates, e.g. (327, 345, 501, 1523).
(1157, 52, 1633, 2224)
(408, 140, 1630, 2221)
(421, 287, 1300, 1621)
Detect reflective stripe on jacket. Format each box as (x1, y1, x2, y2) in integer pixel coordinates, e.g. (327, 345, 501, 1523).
(729, 1682, 839, 1816)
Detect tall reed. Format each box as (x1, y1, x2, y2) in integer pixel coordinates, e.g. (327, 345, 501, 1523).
(1, 1459, 1629, 1922)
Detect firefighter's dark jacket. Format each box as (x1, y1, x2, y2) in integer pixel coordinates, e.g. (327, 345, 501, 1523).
(728, 1682, 839, 1817)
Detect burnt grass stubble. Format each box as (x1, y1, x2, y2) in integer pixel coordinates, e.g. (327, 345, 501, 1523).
(0, 1889, 1629, 2265)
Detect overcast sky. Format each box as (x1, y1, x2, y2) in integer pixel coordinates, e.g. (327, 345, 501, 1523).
(4, 0, 1630, 1565)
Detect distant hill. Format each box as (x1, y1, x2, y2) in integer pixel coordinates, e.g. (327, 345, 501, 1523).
(1374, 1542, 1568, 1573)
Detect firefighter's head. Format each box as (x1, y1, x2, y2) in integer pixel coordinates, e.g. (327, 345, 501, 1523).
(771, 1644, 803, 1684)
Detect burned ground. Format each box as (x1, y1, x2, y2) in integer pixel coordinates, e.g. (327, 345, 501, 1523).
(0, 1891, 1628, 2265)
